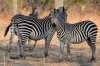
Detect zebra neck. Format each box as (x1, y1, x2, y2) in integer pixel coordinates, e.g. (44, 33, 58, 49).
(56, 25, 65, 34)
(56, 22, 69, 30)
(56, 22, 71, 35)
(41, 16, 50, 23)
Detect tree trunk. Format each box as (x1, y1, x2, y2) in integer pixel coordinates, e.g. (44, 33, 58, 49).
(42, 0, 50, 11)
(33, 0, 50, 18)
(34, 0, 41, 18)
(55, 0, 64, 9)
(13, 0, 17, 15)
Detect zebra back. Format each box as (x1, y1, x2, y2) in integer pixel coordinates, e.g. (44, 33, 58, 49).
(4, 8, 38, 37)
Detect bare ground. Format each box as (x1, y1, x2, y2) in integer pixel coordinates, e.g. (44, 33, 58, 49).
(0, 38, 100, 66)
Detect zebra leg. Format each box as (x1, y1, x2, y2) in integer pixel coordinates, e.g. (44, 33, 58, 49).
(8, 26, 15, 53)
(19, 43, 23, 57)
(19, 46, 25, 58)
(29, 40, 37, 51)
(18, 36, 28, 58)
(27, 39, 31, 44)
(32, 40, 37, 50)
(44, 34, 53, 57)
(8, 34, 13, 52)
(44, 39, 50, 57)
(86, 37, 96, 62)
(66, 42, 71, 61)
(18, 39, 25, 58)
(59, 41, 64, 60)
(10, 39, 25, 59)
(15, 26, 25, 58)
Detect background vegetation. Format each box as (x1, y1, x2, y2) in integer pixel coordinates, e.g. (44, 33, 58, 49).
(0, 0, 100, 41)
(0, 0, 100, 14)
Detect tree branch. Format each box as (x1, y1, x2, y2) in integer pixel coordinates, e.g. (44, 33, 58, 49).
(34, 0, 40, 8)
(29, 0, 34, 8)
(42, 0, 50, 11)
(34, 0, 41, 18)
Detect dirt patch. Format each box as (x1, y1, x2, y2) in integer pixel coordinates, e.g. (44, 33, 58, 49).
(0, 43, 100, 66)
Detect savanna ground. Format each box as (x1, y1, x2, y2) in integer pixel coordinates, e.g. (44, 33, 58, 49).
(0, 3, 100, 66)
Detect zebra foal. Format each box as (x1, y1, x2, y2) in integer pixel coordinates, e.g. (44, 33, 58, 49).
(50, 8, 98, 62)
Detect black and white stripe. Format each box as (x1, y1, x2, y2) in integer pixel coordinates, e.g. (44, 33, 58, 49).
(4, 8, 38, 53)
(5, 13, 55, 57)
(4, 7, 67, 58)
(4, 8, 38, 38)
(51, 8, 98, 62)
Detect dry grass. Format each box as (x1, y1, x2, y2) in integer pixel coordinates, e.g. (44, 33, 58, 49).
(0, 4, 100, 66)
(0, 42, 100, 66)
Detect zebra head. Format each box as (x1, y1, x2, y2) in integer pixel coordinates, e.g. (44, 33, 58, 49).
(59, 6, 67, 21)
(50, 7, 67, 29)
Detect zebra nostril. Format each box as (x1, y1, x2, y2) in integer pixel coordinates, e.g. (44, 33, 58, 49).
(52, 23, 56, 28)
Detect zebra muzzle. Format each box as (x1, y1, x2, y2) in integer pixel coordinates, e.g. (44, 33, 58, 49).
(52, 23, 56, 28)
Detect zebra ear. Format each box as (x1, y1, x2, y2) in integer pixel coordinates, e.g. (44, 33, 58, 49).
(59, 6, 65, 12)
(62, 6, 66, 12)
(54, 9, 56, 13)
(49, 10, 53, 18)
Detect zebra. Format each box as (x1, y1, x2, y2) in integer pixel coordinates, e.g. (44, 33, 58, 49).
(4, 7, 67, 58)
(4, 8, 38, 52)
(5, 13, 54, 58)
(50, 8, 98, 62)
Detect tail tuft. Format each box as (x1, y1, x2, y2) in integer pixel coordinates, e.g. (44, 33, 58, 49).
(4, 24, 12, 37)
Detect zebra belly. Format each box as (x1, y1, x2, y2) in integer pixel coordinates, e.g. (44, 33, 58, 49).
(70, 29, 88, 44)
(29, 32, 44, 40)
(71, 40, 86, 44)
(70, 36, 87, 44)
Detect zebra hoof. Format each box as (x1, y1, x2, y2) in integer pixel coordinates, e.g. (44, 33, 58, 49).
(89, 58, 96, 62)
(19, 54, 26, 59)
(29, 47, 34, 51)
(64, 55, 71, 61)
(8, 50, 10, 53)
(44, 53, 49, 57)
(8, 48, 11, 53)
(19, 54, 23, 57)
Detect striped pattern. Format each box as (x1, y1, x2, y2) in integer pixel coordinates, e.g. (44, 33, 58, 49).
(4, 8, 38, 37)
(8, 13, 55, 57)
(13, 14, 54, 43)
(51, 8, 98, 61)
(4, 7, 67, 58)
(4, 13, 38, 53)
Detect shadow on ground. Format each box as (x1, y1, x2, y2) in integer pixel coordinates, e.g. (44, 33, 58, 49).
(0, 44, 100, 66)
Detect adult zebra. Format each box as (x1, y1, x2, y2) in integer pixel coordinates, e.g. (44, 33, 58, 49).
(50, 9, 98, 62)
(4, 8, 38, 52)
(4, 7, 67, 58)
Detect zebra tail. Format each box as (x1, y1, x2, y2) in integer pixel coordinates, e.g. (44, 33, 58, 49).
(4, 24, 12, 37)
